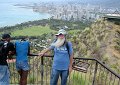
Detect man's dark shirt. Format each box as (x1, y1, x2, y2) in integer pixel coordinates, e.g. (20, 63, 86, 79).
(0, 40, 15, 66)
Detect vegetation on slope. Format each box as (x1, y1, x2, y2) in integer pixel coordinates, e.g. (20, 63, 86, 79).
(71, 19, 120, 73)
(11, 26, 55, 37)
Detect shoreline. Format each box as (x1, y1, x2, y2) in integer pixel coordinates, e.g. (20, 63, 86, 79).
(0, 3, 51, 28)
(0, 19, 50, 29)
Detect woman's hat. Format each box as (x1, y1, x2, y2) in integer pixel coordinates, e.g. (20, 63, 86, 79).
(55, 29, 67, 36)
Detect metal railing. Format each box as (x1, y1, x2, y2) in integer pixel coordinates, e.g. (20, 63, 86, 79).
(8, 56, 120, 85)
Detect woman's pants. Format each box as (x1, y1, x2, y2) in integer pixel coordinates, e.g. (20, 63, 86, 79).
(50, 69, 69, 85)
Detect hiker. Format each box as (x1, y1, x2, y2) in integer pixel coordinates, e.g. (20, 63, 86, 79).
(39, 29, 74, 85)
(0, 34, 15, 85)
(15, 36, 38, 85)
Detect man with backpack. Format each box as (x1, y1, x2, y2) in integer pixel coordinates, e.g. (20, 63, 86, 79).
(39, 29, 74, 85)
(0, 34, 15, 85)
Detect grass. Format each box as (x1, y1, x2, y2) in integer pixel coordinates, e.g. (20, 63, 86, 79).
(11, 25, 80, 38)
(69, 71, 91, 85)
(11, 26, 55, 37)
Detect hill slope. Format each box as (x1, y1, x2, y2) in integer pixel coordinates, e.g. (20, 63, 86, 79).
(72, 19, 120, 73)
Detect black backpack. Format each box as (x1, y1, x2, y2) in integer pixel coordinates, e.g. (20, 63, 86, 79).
(65, 41, 70, 57)
(0, 41, 8, 56)
(0, 41, 4, 56)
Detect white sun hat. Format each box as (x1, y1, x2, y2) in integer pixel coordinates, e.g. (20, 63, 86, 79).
(55, 29, 67, 36)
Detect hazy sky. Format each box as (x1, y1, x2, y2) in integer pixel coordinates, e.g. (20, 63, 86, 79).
(0, 0, 118, 3)
(0, 0, 120, 8)
(0, 0, 101, 3)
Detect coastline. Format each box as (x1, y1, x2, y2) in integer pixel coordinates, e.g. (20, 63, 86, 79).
(0, 3, 51, 28)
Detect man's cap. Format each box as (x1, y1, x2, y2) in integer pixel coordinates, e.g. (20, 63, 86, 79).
(2, 34, 11, 39)
(55, 29, 67, 36)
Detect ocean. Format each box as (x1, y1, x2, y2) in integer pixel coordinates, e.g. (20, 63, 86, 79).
(0, 0, 50, 27)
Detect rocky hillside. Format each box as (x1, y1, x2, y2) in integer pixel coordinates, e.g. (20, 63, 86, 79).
(71, 19, 120, 73)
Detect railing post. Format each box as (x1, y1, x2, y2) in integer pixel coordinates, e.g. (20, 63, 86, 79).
(92, 61, 98, 85)
(41, 56, 44, 85)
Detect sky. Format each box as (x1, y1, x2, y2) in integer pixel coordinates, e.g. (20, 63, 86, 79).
(0, 0, 119, 3)
(0, 0, 120, 8)
(0, 0, 109, 3)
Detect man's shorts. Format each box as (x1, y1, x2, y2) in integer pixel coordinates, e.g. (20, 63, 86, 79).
(16, 60, 30, 71)
(0, 65, 10, 85)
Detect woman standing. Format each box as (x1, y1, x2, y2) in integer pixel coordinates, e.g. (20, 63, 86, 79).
(39, 29, 74, 85)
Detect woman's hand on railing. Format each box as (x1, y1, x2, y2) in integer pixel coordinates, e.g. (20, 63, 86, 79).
(38, 52, 44, 57)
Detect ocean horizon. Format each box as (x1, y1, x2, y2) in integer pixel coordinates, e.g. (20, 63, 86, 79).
(0, 0, 51, 28)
